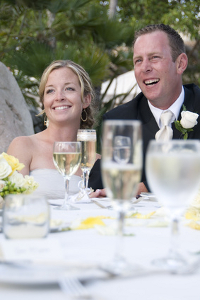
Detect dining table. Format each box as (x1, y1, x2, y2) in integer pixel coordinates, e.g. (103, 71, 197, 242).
(0, 194, 200, 300)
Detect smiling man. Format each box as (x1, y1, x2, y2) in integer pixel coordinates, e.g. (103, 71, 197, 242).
(89, 24, 200, 195)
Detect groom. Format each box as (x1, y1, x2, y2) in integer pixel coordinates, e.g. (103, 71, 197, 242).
(89, 23, 200, 196)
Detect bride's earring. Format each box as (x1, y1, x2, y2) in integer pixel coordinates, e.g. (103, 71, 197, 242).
(44, 115, 49, 127)
(81, 109, 87, 122)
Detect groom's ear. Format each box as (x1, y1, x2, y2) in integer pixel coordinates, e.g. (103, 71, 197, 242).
(176, 53, 188, 75)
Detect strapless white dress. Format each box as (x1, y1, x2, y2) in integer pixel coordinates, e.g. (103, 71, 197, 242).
(30, 169, 81, 199)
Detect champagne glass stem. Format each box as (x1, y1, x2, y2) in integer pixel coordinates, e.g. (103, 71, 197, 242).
(170, 218, 179, 255)
(114, 211, 125, 266)
(63, 176, 70, 208)
(62, 176, 79, 210)
(168, 217, 181, 261)
(82, 170, 89, 190)
(163, 217, 187, 273)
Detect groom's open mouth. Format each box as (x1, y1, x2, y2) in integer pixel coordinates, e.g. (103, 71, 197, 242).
(144, 79, 160, 86)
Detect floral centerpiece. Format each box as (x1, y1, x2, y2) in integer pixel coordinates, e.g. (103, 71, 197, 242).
(0, 152, 38, 208)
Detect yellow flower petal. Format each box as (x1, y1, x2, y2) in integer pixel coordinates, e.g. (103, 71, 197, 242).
(129, 211, 156, 219)
(2, 152, 24, 174)
(187, 221, 200, 230)
(75, 217, 106, 230)
(185, 209, 200, 221)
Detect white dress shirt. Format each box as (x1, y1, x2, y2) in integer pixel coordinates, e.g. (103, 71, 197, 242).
(147, 86, 184, 128)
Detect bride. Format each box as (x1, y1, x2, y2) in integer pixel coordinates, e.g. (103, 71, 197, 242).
(7, 60, 101, 199)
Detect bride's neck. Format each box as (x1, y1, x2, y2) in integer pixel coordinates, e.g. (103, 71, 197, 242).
(45, 125, 79, 142)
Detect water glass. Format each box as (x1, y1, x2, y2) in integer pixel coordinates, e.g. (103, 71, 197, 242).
(146, 140, 200, 273)
(3, 194, 50, 239)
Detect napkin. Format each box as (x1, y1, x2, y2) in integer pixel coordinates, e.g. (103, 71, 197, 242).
(71, 192, 91, 204)
(0, 239, 65, 263)
(48, 192, 91, 206)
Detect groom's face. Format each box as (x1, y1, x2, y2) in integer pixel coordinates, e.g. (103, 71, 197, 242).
(133, 30, 182, 110)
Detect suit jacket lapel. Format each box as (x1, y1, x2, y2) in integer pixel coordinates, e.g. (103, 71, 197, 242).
(172, 86, 195, 139)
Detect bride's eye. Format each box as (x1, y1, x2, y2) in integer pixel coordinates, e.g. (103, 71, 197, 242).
(46, 89, 54, 94)
(66, 87, 75, 91)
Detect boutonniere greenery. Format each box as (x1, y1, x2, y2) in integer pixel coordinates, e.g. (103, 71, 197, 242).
(174, 105, 199, 140)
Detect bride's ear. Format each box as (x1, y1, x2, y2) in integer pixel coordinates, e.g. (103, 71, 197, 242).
(83, 94, 91, 109)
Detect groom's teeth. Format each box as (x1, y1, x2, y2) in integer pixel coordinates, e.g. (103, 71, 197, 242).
(145, 79, 159, 85)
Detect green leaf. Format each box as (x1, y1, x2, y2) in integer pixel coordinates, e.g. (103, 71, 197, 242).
(182, 104, 187, 111)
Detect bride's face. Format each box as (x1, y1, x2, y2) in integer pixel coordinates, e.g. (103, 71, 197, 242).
(43, 67, 90, 126)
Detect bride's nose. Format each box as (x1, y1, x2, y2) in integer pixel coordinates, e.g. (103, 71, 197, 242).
(55, 89, 66, 101)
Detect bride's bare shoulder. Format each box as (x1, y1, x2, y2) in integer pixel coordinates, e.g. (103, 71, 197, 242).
(7, 135, 34, 151)
(7, 132, 46, 157)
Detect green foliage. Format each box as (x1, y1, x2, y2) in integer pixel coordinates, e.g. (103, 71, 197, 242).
(0, 0, 200, 115)
(0, 179, 26, 198)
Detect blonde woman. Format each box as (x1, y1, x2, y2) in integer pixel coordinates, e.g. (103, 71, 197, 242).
(7, 60, 101, 199)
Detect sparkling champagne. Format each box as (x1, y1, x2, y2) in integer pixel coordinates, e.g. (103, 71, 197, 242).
(102, 162, 141, 211)
(77, 130, 96, 172)
(53, 152, 81, 178)
(78, 140, 96, 171)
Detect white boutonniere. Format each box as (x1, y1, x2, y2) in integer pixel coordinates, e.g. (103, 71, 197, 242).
(174, 105, 199, 140)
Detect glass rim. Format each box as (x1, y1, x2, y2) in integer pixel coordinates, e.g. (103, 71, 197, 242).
(77, 129, 96, 132)
(53, 141, 81, 144)
(149, 139, 200, 145)
(103, 120, 141, 126)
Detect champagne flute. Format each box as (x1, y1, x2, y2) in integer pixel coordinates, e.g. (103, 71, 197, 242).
(77, 129, 96, 198)
(146, 140, 200, 273)
(101, 120, 142, 275)
(53, 141, 81, 210)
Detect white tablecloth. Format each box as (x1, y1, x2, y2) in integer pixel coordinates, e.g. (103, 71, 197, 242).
(0, 198, 200, 300)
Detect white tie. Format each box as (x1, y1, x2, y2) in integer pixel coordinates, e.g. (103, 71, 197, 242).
(155, 110, 174, 141)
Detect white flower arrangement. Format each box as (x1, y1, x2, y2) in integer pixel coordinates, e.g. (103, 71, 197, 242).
(174, 105, 199, 139)
(0, 152, 38, 202)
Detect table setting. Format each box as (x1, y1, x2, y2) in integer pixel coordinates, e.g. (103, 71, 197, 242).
(0, 122, 200, 300)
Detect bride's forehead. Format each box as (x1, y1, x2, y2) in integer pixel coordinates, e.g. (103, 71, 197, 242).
(47, 68, 80, 84)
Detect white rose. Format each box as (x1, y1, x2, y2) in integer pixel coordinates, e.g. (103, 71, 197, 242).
(0, 156, 12, 179)
(180, 111, 199, 129)
(0, 180, 6, 192)
(9, 171, 25, 188)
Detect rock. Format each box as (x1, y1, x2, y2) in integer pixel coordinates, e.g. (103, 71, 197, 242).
(0, 62, 34, 152)
(29, 106, 46, 133)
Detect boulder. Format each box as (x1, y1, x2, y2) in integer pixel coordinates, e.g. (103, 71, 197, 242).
(0, 62, 34, 152)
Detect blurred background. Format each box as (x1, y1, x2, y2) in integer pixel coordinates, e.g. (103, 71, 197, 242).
(0, 0, 200, 151)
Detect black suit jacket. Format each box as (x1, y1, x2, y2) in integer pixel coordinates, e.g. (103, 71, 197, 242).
(89, 84, 200, 191)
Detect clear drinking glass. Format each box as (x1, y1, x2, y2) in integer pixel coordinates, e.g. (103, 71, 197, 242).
(53, 141, 81, 210)
(3, 194, 50, 239)
(77, 129, 96, 198)
(101, 120, 142, 275)
(146, 140, 200, 273)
